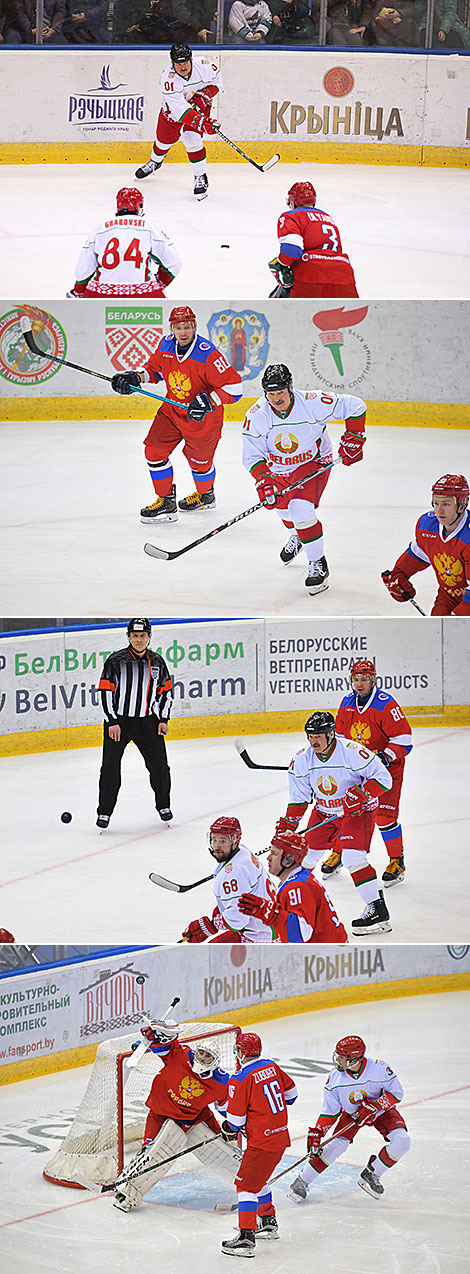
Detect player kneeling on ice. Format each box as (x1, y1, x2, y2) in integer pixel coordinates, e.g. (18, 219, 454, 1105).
(181, 817, 278, 944)
(289, 1035, 410, 1204)
(242, 364, 367, 596)
(221, 1032, 297, 1257)
(135, 43, 222, 201)
(276, 711, 394, 935)
(238, 830, 348, 943)
(382, 473, 470, 616)
(68, 188, 182, 299)
(113, 1019, 241, 1212)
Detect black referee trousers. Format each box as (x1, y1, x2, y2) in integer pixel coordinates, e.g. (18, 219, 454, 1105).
(98, 717, 171, 816)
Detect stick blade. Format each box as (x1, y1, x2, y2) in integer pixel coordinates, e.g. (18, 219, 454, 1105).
(143, 542, 171, 561)
(75, 1175, 106, 1194)
(149, 872, 182, 893)
(214, 1201, 238, 1213)
(262, 154, 280, 171)
(234, 737, 246, 756)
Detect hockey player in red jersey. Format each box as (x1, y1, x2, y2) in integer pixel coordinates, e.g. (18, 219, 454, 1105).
(269, 182, 359, 299)
(289, 1035, 410, 1204)
(382, 473, 470, 615)
(68, 188, 182, 298)
(221, 1032, 297, 1256)
(238, 830, 348, 943)
(327, 660, 413, 887)
(276, 711, 394, 935)
(135, 43, 222, 201)
(111, 305, 242, 521)
(113, 1018, 241, 1211)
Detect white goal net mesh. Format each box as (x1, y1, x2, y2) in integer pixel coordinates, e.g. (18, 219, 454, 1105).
(43, 1021, 239, 1188)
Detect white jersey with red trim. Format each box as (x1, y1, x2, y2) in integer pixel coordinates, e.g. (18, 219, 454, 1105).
(242, 390, 366, 478)
(213, 843, 277, 943)
(75, 215, 182, 288)
(160, 57, 223, 125)
(288, 735, 392, 818)
(321, 1057, 404, 1120)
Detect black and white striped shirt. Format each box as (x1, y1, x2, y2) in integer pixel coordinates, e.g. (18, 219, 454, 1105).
(99, 646, 173, 723)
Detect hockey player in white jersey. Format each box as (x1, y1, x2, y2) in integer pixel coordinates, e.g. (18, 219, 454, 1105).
(289, 1035, 410, 1202)
(242, 364, 367, 595)
(69, 188, 182, 298)
(275, 711, 393, 934)
(181, 816, 278, 943)
(135, 43, 223, 201)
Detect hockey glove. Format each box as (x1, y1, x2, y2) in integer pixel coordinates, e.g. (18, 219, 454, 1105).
(356, 1095, 395, 1126)
(140, 1020, 178, 1046)
(202, 117, 221, 135)
(342, 785, 370, 818)
(306, 1125, 324, 1154)
(221, 1120, 239, 1143)
(338, 430, 366, 466)
(255, 472, 282, 507)
(191, 90, 214, 115)
(187, 391, 214, 422)
(275, 814, 300, 836)
(268, 257, 294, 298)
(111, 371, 142, 396)
(376, 750, 392, 768)
(382, 568, 416, 603)
(238, 891, 278, 925)
(182, 915, 217, 943)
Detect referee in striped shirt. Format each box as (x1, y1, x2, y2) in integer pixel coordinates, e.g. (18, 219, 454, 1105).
(97, 618, 173, 830)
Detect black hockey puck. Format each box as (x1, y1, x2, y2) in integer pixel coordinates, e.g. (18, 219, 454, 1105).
(61, 811, 72, 823)
(221, 244, 229, 248)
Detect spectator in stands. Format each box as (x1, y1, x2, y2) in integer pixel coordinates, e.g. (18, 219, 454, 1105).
(322, 0, 373, 44)
(414, 0, 470, 46)
(32, 0, 66, 39)
(364, 1, 420, 44)
(267, 0, 315, 40)
(172, 0, 217, 41)
(115, 0, 180, 43)
(228, 0, 272, 41)
(62, 0, 110, 42)
(2, 0, 35, 40)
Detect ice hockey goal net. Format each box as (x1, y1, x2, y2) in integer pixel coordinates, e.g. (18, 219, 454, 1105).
(43, 1021, 240, 1188)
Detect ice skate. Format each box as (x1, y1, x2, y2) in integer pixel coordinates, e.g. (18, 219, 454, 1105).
(358, 1156, 384, 1199)
(305, 555, 329, 595)
(140, 485, 178, 524)
(382, 855, 405, 887)
(135, 158, 162, 179)
(321, 850, 342, 878)
(288, 1175, 308, 1202)
(157, 807, 173, 823)
(256, 1216, 279, 1239)
(96, 815, 110, 830)
(177, 487, 216, 511)
(280, 531, 302, 565)
(194, 173, 209, 201)
(113, 1190, 138, 1212)
(351, 890, 392, 935)
(221, 1228, 255, 1257)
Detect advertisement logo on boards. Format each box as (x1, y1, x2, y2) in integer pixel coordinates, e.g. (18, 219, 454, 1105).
(0, 307, 66, 386)
(105, 306, 163, 371)
(310, 305, 371, 390)
(68, 64, 144, 132)
(207, 310, 270, 381)
(80, 963, 148, 1037)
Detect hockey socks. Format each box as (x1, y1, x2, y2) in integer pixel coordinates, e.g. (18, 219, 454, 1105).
(380, 822, 404, 859)
(147, 459, 174, 495)
(191, 464, 216, 494)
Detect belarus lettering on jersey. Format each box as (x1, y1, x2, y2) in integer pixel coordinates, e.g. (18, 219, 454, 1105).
(145, 1038, 229, 1123)
(321, 1056, 403, 1123)
(242, 390, 366, 476)
(278, 206, 347, 264)
(143, 333, 242, 421)
(160, 58, 223, 125)
(288, 735, 392, 818)
(213, 843, 278, 943)
(75, 216, 182, 288)
(275, 868, 348, 943)
(405, 509, 470, 605)
(336, 689, 413, 763)
(226, 1056, 297, 1148)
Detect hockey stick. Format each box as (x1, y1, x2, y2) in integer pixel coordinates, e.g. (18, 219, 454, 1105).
(234, 738, 289, 773)
(217, 130, 279, 173)
(77, 1133, 220, 1195)
(382, 571, 426, 617)
(149, 849, 268, 894)
(125, 995, 180, 1069)
(144, 458, 341, 562)
(18, 316, 188, 411)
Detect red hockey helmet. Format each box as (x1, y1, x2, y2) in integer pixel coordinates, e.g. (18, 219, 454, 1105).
(431, 474, 469, 511)
(169, 306, 197, 328)
(208, 816, 242, 859)
(116, 187, 143, 215)
(236, 1032, 262, 1063)
(270, 829, 308, 870)
(333, 1035, 366, 1069)
(287, 182, 316, 209)
(350, 660, 377, 684)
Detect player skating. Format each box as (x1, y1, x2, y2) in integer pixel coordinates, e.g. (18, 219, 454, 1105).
(238, 830, 349, 942)
(321, 660, 413, 887)
(242, 363, 367, 595)
(221, 1031, 297, 1256)
(382, 473, 470, 615)
(181, 817, 278, 944)
(67, 188, 182, 298)
(96, 618, 172, 829)
(275, 711, 393, 934)
(135, 42, 222, 200)
(289, 1035, 410, 1203)
(111, 305, 242, 522)
(269, 182, 359, 298)
(112, 1018, 241, 1211)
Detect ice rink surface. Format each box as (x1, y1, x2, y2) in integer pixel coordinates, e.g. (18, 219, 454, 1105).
(1, 726, 469, 943)
(2, 422, 469, 616)
(0, 160, 469, 299)
(1, 990, 469, 1274)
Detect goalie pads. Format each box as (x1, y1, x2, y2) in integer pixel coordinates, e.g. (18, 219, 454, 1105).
(186, 1122, 242, 1183)
(114, 1118, 186, 1208)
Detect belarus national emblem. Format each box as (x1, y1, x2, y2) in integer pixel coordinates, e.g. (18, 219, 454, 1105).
(105, 306, 163, 372)
(207, 310, 269, 381)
